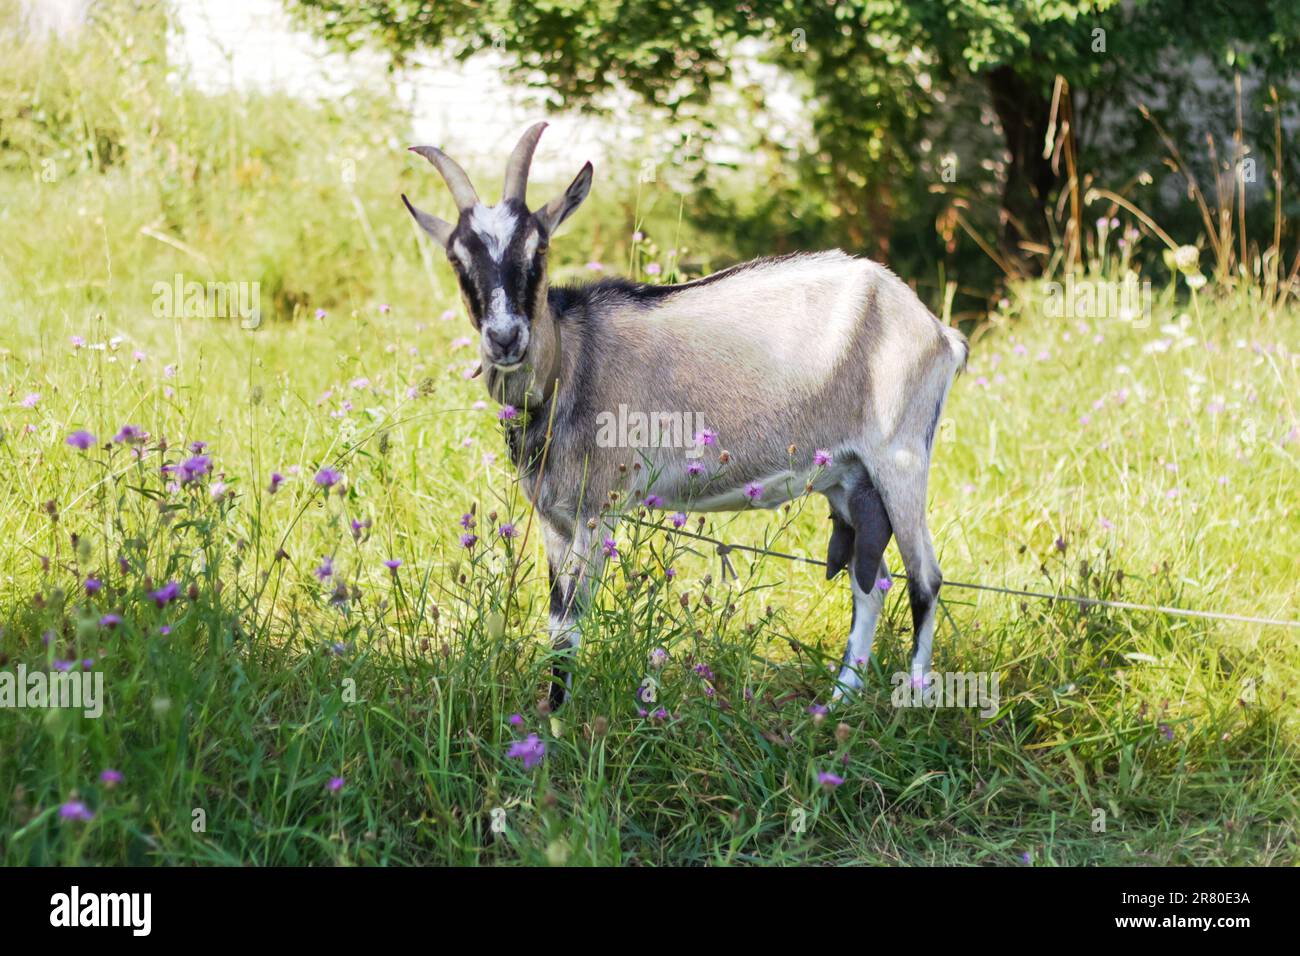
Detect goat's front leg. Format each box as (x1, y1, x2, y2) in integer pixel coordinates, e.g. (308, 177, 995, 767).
(541, 516, 609, 709)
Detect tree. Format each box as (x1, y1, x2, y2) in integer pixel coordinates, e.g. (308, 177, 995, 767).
(287, 0, 1299, 275)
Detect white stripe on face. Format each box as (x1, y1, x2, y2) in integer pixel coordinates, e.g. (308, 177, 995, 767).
(469, 204, 519, 261)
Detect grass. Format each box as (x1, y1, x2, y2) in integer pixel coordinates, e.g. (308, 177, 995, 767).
(1, 0, 1298, 867)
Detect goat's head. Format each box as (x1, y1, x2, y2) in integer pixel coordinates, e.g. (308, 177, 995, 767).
(402, 122, 592, 372)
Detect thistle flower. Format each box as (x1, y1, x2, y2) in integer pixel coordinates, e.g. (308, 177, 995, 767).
(85, 577, 103, 595)
(498, 405, 518, 421)
(460, 533, 478, 549)
(327, 776, 345, 792)
(671, 512, 687, 528)
(459, 512, 476, 530)
(113, 424, 147, 445)
(507, 733, 546, 769)
(99, 613, 122, 629)
(601, 537, 618, 559)
(876, 577, 892, 592)
(643, 494, 664, 508)
(743, 482, 763, 501)
(177, 455, 211, 484)
(685, 461, 704, 477)
(66, 430, 96, 450)
(498, 523, 519, 539)
(99, 769, 123, 787)
(383, 559, 402, 571)
(509, 713, 524, 727)
(817, 771, 844, 789)
(20, 393, 39, 408)
(314, 467, 341, 489)
(813, 448, 832, 467)
(694, 429, 717, 447)
(148, 581, 180, 608)
(314, 557, 334, 581)
(269, 472, 285, 494)
(59, 800, 94, 822)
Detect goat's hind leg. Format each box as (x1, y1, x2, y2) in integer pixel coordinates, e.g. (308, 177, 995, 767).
(828, 475, 894, 699)
(876, 452, 944, 687)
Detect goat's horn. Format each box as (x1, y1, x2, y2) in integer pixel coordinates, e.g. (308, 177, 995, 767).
(409, 145, 479, 212)
(502, 121, 547, 203)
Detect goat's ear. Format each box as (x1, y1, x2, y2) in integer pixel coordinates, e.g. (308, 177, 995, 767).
(536, 162, 593, 236)
(402, 193, 454, 248)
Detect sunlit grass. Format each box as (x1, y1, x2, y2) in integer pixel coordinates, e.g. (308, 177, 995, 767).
(0, 0, 1297, 865)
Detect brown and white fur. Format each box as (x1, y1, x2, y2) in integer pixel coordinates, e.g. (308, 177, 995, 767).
(403, 122, 968, 708)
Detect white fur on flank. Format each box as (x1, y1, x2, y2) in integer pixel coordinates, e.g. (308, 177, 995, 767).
(469, 204, 519, 260)
(626, 253, 864, 392)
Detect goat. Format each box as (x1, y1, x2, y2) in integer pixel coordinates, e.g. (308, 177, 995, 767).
(402, 122, 967, 708)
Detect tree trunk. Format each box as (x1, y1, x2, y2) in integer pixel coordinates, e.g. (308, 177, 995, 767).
(986, 66, 1059, 273)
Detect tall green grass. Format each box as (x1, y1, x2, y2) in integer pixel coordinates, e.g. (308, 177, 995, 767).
(1, 0, 1297, 865)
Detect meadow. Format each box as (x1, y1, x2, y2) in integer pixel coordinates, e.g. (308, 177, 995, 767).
(1, 6, 1298, 866)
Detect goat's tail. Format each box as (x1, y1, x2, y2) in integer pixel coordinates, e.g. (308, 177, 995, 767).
(941, 323, 969, 375)
(925, 324, 968, 454)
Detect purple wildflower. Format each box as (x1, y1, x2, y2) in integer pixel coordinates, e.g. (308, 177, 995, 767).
(507, 733, 546, 769)
(85, 577, 103, 595)
(694, 428, 717, 447)
(99, 769, 123, 787)
(20, 392, 39, 408)
(148, 581, 180, 608)
(813, 448, 832, 467)
(460, 533, 478, 549)
(459, 512, 476, 530)
(686, 460, 704, 477)
(314, 467, 342, 489)
(876, 577, 892, 592)
(177, 455, 211, 484)
(508, 713, 524, 727)
(65, 430, 96, 450)
(59, 800, 95, 822)
(671, 512, 687, 528)
(99, 613, 122, 629)
(327, 776, 345, 792)
(643, 494, 664, 508)
(314, 557, 334, 581)
(817, 771, 844, 788)
(601, 537, 618, 559)
(383, 559, 402, 571)
(498, 523, 519, 539)
(269, 472, 285, 494)
(807, 703, 829, 717)
(113, 424, 147, 445)
(498, 405, 518, 421)
(744, 482, 763, 501)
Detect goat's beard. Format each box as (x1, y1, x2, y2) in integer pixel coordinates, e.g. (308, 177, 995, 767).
(484, 354, 546, 412)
